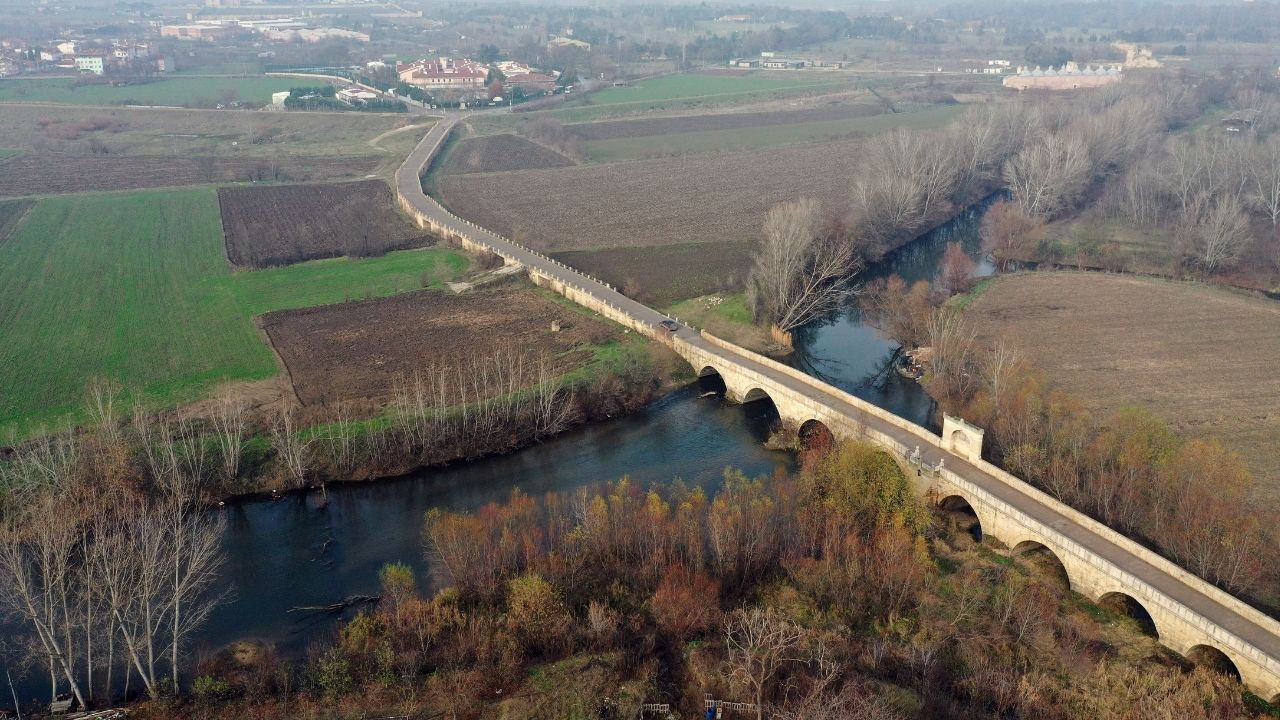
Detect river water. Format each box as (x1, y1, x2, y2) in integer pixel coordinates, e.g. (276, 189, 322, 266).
(4, 201, 994, 705)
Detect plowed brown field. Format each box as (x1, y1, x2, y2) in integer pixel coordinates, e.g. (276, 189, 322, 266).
(437, 138, 862, 254)
(261, 284, 618, 406)
(440, 133, 574, 174)
(562, 103, 884, 140)
(966, 272, 1280, 500)
(218, 180, 431, 267)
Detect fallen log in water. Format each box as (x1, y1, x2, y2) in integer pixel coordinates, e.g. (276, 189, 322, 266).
(287, 594, 381, 614)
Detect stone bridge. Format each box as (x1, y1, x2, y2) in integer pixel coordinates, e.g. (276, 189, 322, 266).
(395, 115, 1280, 701)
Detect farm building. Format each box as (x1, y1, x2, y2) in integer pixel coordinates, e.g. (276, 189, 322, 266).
(336, 86, 380, 104)
(397, 57, 487, 89)
(1003, 62, 1122, 91)
(761, 57, 805, 69)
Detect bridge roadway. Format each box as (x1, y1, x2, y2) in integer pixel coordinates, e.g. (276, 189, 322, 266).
(396, 115, 1280, 700)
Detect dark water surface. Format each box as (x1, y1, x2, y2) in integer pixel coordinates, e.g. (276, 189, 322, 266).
(5, 201, 993, 706)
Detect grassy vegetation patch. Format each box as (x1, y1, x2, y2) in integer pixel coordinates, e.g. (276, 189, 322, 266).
(550, 241, 752, 306)
(0, 188, 466, 437)
(0, 76, 296, 107)
(667, 293, 773, 351)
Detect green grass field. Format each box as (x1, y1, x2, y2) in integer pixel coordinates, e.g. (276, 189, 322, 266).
(586, 73, 808, 106)
(0, 188, 467, 437)
(581, 104, 966, 163)
(0, 76, 295, 107)
(549, 73, 859, 123)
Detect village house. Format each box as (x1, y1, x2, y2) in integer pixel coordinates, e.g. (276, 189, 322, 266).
(397, 57, 487, 89)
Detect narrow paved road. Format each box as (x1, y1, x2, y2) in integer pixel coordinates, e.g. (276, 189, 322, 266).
(397, 115, 1280, 690)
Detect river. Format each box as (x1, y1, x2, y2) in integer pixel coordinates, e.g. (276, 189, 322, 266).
(4, 201, 994, 705)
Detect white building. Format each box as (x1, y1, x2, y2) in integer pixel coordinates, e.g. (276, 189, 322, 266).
(75, 56, 105, 75)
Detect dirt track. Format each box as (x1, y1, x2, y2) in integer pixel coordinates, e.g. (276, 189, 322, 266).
(966, 272, 1280, 499)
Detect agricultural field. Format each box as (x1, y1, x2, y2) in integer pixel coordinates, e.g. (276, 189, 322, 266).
(562, 103, 886, 141)
(965, 272, 1280, 501)
(218, 180, 431, 267)
(0, 188, 467, 438)
(438, 138, 867, 301)
(438, 133, 574, 175)
(0, 76, 297, 107)
(0, 105, 421, 194)
(0, 104, 411, 158)
(551, 241, 752, 306)
(0, 153, 379, 197)
(262, 283, 619, 406)
(440, 137, 864, 251)
(543, 73, 866, 123)
(582, 72, 845, 108)
(578, 103, 964, 162)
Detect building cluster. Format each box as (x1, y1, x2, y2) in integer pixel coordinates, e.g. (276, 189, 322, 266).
(728, 51, 845, 70)
(1003, 62, 1123, 91)
(0, 38, 165, 77)
(394, 56, 555, 98)
(965, 59, 1011, 75)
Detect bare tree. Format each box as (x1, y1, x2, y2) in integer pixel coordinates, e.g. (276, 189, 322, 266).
(980, 199, 1044, 271)
(210, 389, 248, 486)
(1004, 132, 1092, 219)
(1188, 194, 1251, 272)
(747, 199, 861, 336)
(271, 409, 312, 489)
(1249, 135, 1280, 226)
(724, 606, 804, 720)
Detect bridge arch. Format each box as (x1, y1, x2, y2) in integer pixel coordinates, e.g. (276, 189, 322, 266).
(1011, 540, 1072, 590)
(938, 494, 983, 542)
(798, 418, 835, 454)
(696, 366, 727, 396)
(1097, 591, 1160, 638)
(741, 387, 773, 404)
(1185, 644, 1242, 682)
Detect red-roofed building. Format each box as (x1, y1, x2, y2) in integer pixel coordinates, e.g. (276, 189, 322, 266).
(396, 57, 487, 89)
